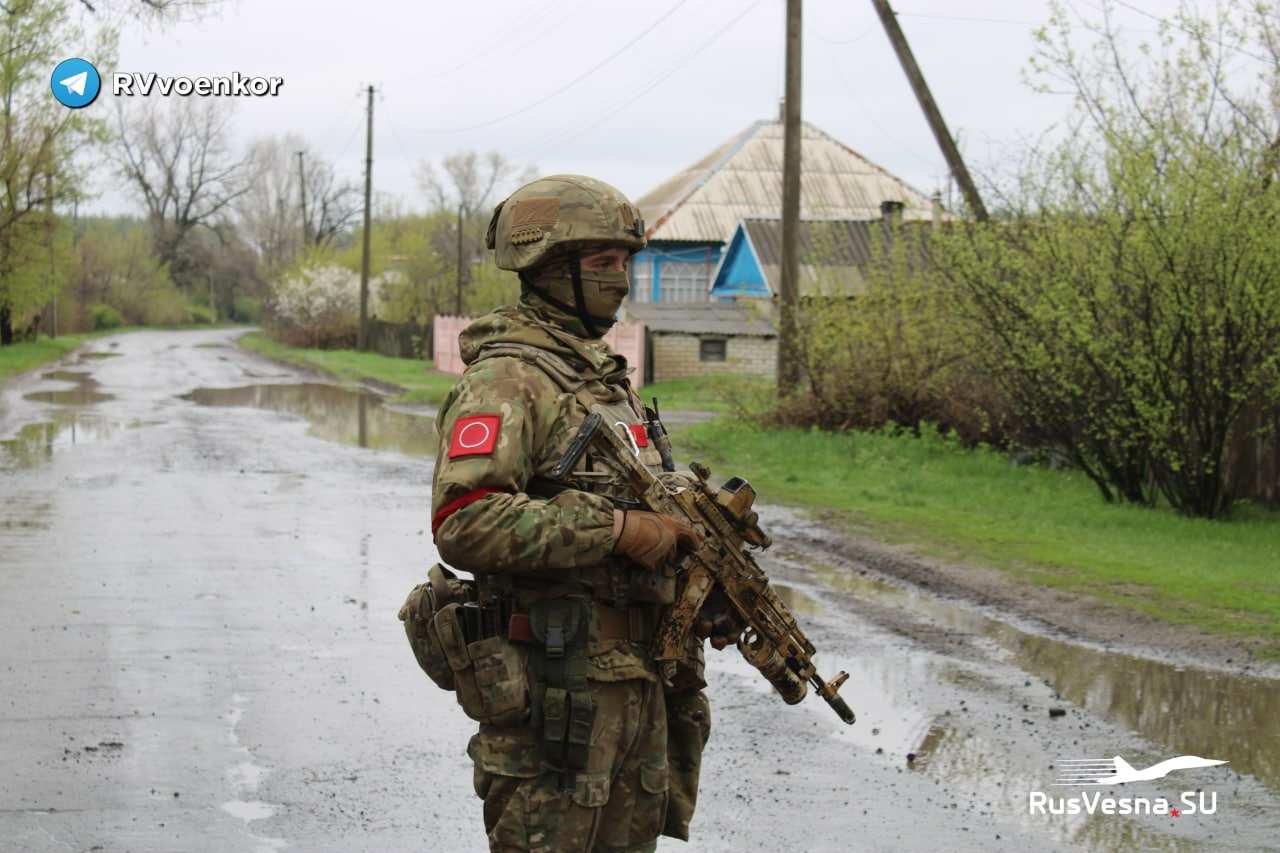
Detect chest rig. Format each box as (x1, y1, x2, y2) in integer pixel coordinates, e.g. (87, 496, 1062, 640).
(471, 341, 675, 608)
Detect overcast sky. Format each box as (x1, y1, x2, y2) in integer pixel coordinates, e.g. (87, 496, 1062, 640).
(84, 0, 1186, 217)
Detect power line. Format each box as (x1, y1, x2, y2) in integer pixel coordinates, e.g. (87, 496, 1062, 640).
(414, 0, 691, 134)
(827, 52, 938, 171)
(812, 23, 875, 46)
(423, 0, 564, 79)
(527, 1, 763, 157)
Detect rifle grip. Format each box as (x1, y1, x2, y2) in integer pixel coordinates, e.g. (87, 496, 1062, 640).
(652, 561, 715, 661)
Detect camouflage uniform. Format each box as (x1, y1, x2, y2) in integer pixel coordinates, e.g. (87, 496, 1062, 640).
(429, 176, 710, 852)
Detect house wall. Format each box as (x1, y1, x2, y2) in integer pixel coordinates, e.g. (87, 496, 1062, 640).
(630, 242, 722, 303)
(650, 332, 777, 382)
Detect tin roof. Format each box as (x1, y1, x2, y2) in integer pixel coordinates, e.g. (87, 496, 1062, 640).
(622, 301, 776, 337)
(735, 216, 932, 297)
(636, 119, 938, 244)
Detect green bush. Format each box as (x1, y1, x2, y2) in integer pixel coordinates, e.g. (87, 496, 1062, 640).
(89, 303, 123, 330)
(187, 305, 215, 325)
(232, 296, 262, 323)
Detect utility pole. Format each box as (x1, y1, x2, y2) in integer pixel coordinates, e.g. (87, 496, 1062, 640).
(296, 150, 309, 248)
(358, 84, 374, 351)
(870, 0, 988, 221)
(455, 203, 465, 315)
(776, 0, 803, 392)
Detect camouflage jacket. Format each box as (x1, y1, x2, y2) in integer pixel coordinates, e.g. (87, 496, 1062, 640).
(431, 298, 674, 593)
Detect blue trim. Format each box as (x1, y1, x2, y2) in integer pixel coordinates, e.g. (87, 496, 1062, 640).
(710, 224, 768, 297)
(632, 242, 723, 302)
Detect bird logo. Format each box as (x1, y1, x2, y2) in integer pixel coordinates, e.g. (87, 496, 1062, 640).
(1054, 755, 1227, 786)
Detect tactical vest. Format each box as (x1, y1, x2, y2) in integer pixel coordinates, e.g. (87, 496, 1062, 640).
(470, 341, 676, 610)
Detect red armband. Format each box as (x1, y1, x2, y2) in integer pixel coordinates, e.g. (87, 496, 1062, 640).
(432, 487, 504, 537)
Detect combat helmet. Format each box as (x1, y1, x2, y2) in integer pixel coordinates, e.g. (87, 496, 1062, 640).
(487, 174, 646, 337)
(486, 174, 646, 272)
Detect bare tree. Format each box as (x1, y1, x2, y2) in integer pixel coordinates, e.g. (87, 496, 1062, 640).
(416, 150, 534, 312)
(116, 98, 253, 285)
(416, 150, 532, 219)
(238, 134, 359, 274)
(237, 135, 297, 275)
(303, 150, 360, 248)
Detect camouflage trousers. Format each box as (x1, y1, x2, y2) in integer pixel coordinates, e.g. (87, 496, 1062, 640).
(471, 680, 711, 852)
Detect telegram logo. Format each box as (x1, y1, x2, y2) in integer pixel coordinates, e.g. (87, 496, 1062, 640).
(51, 58, 101, 109)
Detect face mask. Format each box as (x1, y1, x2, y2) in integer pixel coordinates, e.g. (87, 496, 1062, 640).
(526, 258, 629, 338)
(580, 270, 630, 320)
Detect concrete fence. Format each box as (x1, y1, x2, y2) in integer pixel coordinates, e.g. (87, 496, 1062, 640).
(432, 315, 647, 388)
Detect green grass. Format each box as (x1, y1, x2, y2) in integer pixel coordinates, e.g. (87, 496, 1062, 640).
(642, 373, 771, 413)
(678, 419, 1280, 657)
(238, 331, 457, 405)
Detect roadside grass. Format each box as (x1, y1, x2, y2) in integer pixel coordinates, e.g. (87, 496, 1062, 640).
(641, 373, 770, 413)
(237, 331, 457, 405)
(0, 334, 103, 382)
(678, 418, 1280, 657)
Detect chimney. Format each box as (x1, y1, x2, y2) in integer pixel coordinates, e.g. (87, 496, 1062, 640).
(930, 191, 943, 228)
(777, 98, 786, 123)
(880, 200, 905, 225)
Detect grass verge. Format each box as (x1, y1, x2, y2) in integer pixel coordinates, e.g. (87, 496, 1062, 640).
(639, 374, 770, 414)
(237, 331, 457, 405)
(0, 333, 104, 383)
(678, 418, 1280, 658)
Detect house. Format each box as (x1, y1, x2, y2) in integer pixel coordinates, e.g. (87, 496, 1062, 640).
(710, 204, 936, 299)
(624, 301, 775, 383)
(630, 115, 938, 304)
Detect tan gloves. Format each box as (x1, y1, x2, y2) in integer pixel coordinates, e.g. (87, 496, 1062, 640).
(612, 509, 701, 571)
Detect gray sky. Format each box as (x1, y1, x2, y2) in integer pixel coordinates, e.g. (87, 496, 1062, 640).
(87, 0, 1185, 217)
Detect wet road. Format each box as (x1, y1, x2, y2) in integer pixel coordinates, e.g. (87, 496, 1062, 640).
(2, 328, 1278, 852)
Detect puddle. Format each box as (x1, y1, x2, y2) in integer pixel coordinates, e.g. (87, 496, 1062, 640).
(79, 351, 121, 359)
(804, 561, 1280, 793)
(180, 383, 436, 457)
(1, 413, 117, 468)
(745, 556, 1280, 850)
(24, 370, 114, 405)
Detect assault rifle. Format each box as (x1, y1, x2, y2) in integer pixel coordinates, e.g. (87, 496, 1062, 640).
(552, 410, 856, 725)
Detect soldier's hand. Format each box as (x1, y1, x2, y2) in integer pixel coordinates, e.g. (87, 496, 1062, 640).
(695, 587, 744, 650)
(612, 509, 702, 572)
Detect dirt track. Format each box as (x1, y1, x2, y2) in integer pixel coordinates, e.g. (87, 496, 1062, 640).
(2, 328, 1277, 852)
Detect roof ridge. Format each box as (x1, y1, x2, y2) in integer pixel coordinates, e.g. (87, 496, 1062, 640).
(644, 120, 767, 238)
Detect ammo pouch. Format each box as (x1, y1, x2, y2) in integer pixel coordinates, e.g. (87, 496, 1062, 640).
(528, 598, 596, 778)
(398, 563, 473, 692)
(433, 601, 532, 727)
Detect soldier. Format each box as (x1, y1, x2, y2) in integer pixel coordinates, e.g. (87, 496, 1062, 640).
(425, 174, 722, 852)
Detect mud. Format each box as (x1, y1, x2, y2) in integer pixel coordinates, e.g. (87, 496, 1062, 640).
(1, 328, 1277, 852)
(790, 520, 1280, 677)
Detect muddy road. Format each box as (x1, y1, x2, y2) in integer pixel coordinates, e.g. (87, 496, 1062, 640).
(2, 328, 1278, 853)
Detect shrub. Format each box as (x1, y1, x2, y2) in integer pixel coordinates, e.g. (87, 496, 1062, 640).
(89, 303, 123, 330)
(232, 296, 262, 323)
(267, 262, 362, 349)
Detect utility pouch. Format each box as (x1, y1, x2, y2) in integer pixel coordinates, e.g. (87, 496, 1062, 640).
(528, 599, 596, 776)
(397, 563, 472, 692)
(433, 602, 531, 727)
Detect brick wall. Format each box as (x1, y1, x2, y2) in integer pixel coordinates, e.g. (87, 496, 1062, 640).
(650, 333, 777, 382)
